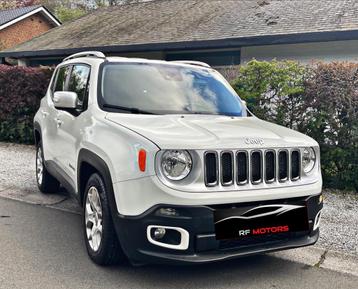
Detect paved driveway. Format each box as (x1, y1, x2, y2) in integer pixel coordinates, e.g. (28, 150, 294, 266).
(1, 198, 357, 289)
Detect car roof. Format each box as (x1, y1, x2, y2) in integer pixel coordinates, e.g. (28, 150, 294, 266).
(61, 54, 212, 70)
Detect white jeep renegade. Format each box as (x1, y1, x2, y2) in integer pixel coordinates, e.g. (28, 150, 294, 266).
(34, 51, 323, 266)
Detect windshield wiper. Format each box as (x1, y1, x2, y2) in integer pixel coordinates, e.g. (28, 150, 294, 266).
(103, 104, 157, 115)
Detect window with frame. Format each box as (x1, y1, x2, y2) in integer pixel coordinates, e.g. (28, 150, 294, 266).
(68, 65, 91, 109)
(53, 66, 71, 93)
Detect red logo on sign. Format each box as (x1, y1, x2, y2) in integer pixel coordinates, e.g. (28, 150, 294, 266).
(252, 225, 289, 235)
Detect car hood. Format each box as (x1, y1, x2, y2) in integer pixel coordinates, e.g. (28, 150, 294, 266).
(105, 113, 318, 150)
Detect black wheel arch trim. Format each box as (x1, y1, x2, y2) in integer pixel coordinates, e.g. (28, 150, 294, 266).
(33, 121, 42, 145)
(77, 149, 117, 214)
(78, 148, 130, 261)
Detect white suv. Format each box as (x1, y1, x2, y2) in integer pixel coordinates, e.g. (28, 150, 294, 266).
(34, 51, 323, 266)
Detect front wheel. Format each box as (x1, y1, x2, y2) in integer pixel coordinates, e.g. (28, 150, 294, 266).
(36, 141, 60, 194)
(83, 173, 125, 265)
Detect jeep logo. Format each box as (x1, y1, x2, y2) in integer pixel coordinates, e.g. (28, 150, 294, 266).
(244, 138, 264, 145)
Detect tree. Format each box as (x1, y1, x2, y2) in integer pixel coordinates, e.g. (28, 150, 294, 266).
(0, 0, 39, 9)
(54, 5, 87, 22)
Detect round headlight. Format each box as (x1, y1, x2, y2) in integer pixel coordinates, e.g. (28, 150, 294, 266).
(302, 147, 316, 173)
(161, 150, 192, 181)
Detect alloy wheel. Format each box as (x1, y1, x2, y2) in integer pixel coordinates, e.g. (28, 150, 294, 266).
(36, 147, 43, 185)
(85, 186, 103, 252)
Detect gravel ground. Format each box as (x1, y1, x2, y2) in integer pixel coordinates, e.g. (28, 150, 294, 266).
(317, 191, 358, 255)
(0, 142, 357, 256)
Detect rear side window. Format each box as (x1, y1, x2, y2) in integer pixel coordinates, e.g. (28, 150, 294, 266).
(68, 65, 90, 109)
(54, 66, 70, 92)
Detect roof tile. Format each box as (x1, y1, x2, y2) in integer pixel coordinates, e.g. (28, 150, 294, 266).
(0, 5, 41, 27)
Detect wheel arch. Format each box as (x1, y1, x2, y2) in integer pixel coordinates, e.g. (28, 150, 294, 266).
(77, 149, 116, 212)
(33, 121, 42, 146)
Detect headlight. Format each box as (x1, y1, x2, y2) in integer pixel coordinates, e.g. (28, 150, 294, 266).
(161, 150, 192, 181)
(302, 147, 316, 173)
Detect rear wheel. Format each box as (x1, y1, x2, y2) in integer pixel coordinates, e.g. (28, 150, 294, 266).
(36, 141, 60, 194)
(83, 173, 124, 265)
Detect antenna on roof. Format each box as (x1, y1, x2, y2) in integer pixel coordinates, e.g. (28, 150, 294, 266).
(63, 51, 106, 62)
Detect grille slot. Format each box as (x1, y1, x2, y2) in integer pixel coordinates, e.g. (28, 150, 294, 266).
(236, 151, 248, 184)
(221, 152, 234, 185)
(204, 152, 218, 186)
(265, 151, 276, 183)
(278, 150, 289, 181)
(251, 151, 262, 184)
(291, 150, 300, 180)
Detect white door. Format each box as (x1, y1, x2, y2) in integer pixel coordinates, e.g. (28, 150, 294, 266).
(43, 65, 71, 162)
(55, 64, 91, 186)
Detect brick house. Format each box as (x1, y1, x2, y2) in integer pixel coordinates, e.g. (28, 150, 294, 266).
(0, 5, 61, 51)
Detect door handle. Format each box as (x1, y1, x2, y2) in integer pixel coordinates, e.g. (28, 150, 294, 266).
(54, 118, 63, 127)
(41, 110, 49, 118)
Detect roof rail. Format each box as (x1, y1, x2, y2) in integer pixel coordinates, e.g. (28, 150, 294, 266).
(63, 51, 106, 62)
(171, 60, 211, 68)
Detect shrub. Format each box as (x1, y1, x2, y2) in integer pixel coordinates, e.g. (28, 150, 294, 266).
(232, 59, 307, 129)
(0, 65, 53, 144)
(304, 62, 358, 191)
(232, 60, 358, 191)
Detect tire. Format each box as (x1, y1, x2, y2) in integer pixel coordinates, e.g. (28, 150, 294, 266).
(36, 141, 60, 194)
(83, 173, 125, 266)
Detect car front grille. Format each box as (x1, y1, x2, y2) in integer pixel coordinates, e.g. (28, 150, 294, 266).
(204, 149, 301, 187)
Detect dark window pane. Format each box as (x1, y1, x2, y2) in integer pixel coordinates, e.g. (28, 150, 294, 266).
(54, 66, 70, 92)
(68, 65, 90, 108)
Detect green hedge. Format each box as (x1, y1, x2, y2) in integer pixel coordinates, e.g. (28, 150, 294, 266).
(232, 60, 358, 192)
(0, 65, 53, 144)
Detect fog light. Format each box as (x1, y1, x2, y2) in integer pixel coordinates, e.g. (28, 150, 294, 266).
(153, 227, 166, 240)
(147, 225, 190, 250)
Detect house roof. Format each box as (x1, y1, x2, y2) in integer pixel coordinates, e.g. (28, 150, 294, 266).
(0, 5, 61, 31)
(2, 0, 358, 58)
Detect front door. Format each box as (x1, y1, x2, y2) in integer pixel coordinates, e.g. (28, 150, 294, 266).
(43, 65, 71, 162)
(55, 64, 91, 189)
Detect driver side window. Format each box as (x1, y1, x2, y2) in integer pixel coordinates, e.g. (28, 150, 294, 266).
(68, 65, 91, 110)
(53, 66, 70, 93)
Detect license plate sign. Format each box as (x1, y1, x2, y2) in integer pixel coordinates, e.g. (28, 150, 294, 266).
(214, 204, 309, 240)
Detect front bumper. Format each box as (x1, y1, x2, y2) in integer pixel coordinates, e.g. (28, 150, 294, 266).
(113, 194, 323, 265)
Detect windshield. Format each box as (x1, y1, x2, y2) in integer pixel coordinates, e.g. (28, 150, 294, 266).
(100, 63, 244, 116)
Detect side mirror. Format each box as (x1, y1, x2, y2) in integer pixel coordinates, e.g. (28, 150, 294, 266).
(53, 91, 78, 109)
(241, 99, 247, 107)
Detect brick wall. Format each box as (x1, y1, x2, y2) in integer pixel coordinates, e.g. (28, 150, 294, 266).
(0, 13, 55, 50)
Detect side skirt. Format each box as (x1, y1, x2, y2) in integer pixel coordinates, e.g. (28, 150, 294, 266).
(44, 160, 80, 202)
